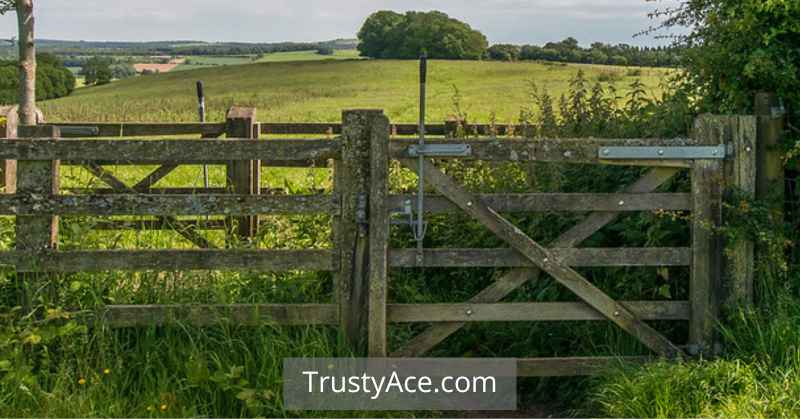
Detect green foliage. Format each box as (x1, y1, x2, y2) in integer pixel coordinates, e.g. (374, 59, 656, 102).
(357, 10, 488, 59)
(80, 56, 114, 86)
(514, 38, 682, 67)
(486, 44, 520, 62)
(657, 1, 800, 116)
(0, 53, 76, 104)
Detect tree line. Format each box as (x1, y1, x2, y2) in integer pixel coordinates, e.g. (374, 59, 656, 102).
(358, 11, 681, 67)
(0, 53, 75, 105)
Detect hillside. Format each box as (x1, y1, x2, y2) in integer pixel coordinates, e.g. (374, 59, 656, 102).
(40, 59, 672, 124)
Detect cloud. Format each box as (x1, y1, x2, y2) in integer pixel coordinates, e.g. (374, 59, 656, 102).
(0, 0, 677, 45)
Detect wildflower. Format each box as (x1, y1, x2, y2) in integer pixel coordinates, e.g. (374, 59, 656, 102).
(160, 404, 168, 411)
(103, 368, 111, 375)
(78, 377, 86, 385)
(146, 406, 153, 412)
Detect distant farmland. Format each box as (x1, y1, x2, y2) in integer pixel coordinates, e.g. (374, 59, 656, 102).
(42, 59, 672, 123)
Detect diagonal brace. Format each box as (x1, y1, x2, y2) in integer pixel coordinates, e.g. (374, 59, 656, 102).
(392, 167, 680, 357)
(401, 160, 685, 359)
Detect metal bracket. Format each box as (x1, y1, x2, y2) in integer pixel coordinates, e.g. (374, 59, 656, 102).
(408, 144, 472, 158)
(599, 144, 728, 160)
(56, 126, 100, 137)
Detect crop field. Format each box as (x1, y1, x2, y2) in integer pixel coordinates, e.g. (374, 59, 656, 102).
(41, 59, 672, 124)
(174, 50, 362, 71)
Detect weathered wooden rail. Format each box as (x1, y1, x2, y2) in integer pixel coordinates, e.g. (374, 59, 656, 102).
(0, 104, 772, 376)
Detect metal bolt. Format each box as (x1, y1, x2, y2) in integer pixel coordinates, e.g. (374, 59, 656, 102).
(466, 201, 473, 207)
(465, 309, 473, 316)
(746, 146, 752, 152)
(712, 149, 718, 155)
(658, 149, 665, 156)
(618, 201, 625, 206)
(614, 311, 620, 317)
(543, 258, 549, 263)
(602, 149, 610, 156)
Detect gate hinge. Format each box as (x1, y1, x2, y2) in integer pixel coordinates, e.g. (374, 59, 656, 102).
(408, 144, 472, 158)
(599, 144, 728, 160)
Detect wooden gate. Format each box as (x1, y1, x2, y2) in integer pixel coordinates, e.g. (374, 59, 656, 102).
(0, 109, 758, 377)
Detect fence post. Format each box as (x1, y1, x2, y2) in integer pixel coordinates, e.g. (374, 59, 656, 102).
(335, 109, 384, 352)
(225, 107, 260, 244)
(725, 116, 757, 306)
(754, 93, 785, 210)
(0, 106, 18, 193)
(690, 116, 724, 355)
(368, 113, 390, 357)
(15, 125, 60, 311)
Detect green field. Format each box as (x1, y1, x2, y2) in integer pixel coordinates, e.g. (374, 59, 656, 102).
(42, 59, 671, 124)
(174, 49, 362, 71)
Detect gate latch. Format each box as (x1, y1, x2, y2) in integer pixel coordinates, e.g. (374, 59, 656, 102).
(599, 144, 728, 160)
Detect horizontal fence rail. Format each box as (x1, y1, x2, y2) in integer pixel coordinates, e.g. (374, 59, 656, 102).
(0, 250, 337, 272)
(389, 248, 692, 268)
(0, 139, 339, 162)
(0, 194, 337, 216)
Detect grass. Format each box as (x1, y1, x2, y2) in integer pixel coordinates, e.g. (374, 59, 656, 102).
(11, 58, 786, 417)
(41, 59, 671, 124)
(174, 50, 362, 71)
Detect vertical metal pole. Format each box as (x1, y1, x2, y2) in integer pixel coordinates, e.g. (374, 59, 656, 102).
(415, 54, 427, 264)
(197, 81, 209, 189)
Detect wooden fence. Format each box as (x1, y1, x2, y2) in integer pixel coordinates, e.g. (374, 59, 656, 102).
(0, 99, 782, 376)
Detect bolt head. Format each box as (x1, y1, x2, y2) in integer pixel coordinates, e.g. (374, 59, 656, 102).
(602, 149, 610, 155)
(618, 201, 625, 206)
(658, 150, 665, 156)
(466, 201, 473, 207)
(614, 311, 620, 317)
(465, 309, 473, 316)
(746, 146, 752, 152)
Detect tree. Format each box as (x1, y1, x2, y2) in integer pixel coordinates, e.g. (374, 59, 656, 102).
(654, 0, 800, 114)
(487, 44, 521, 61)
(317, 46, 334, 56)
(0, 0, 37, 125)
(81, 56, 113, 86)
(357, 11, 488, 60)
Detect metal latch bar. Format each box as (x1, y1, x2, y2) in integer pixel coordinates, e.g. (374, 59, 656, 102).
(408, 144, 472, 158)
(599, 144, 727, 160)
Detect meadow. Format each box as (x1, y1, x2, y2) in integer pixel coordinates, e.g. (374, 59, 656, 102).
(174, 50, 362, 72)
(41, 59, 671, 124)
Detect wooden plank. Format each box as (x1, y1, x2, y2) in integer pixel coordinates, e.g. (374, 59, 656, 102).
(0, 194, 336, 216)
(0, 106, 18, 194)
(388, 301, 690, 322)
(408, 159, 685, 358)
(0, 139, 340, 162)
(727, 116, 757, 305)
(754, 93, 785, 205)
(14, 125, 60, 311)
(226, 107, 259, 241)
(391, 168, 681, 357)
(83, 163, 131, 191)
(132, 163, 180, 191)
(55, 122, 226, 137)
(389, 248, 691, 268)
(64, 187, 326, 195)
(368, 114, 391, 357)
(389, 138, 698, 165)
(102, 304, 337, 327)
(517, 356, 651, 377)
(261, 123, 342, 135)
(690, 159, 723, 355)
(335, 110, 384, 351)
(0, 249, 336, 272)
(387, 193, 691, 213)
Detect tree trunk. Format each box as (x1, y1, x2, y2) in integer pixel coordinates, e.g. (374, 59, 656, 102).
(16, 0, 35, 125)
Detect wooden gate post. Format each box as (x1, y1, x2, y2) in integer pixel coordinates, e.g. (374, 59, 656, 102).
(335, 109, 385, 352)
(16, 125, 60, 311)
(690, 116, 724, 355)
(368, 113, 390, 357)
(754, 93, 785, 210)
(0, 106, 19, 193)
(225, 107, 260, 244)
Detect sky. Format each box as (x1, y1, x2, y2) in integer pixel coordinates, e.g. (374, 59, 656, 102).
(0, 0, 682, 47)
